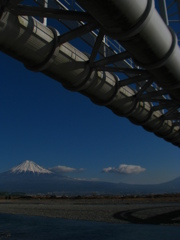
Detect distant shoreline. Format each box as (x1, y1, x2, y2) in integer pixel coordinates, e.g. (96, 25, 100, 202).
(0, 195, 179, 225)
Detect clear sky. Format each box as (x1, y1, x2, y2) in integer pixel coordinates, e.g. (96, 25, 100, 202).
(0, 52, 179, 185)
(0, 0, 180, 185)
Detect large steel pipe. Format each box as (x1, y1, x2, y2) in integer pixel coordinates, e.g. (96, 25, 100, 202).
(77, 0, 180, 102)
(0, 12, 180, 147)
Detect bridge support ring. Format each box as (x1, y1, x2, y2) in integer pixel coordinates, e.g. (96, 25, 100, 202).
(25, 27, 59, 72)
(118, 0, 153, 41)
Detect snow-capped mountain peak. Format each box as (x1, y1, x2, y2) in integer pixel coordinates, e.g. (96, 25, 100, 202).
(10, 160, 52, 175)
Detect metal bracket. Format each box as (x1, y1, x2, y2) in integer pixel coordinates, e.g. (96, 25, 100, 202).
(25, 27, 59, 72)
(62, 65, 95, 92)
(91, 74, 119, 106)
(118, 0, 153, 41)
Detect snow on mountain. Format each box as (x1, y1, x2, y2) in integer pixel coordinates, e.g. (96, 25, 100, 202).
(9, 160, 53, 175)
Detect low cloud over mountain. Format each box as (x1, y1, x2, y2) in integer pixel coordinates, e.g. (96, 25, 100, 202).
(49, 165, 84, 174)
(102, 164, 146, 174)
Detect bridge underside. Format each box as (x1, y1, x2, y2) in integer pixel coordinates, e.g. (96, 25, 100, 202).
(0, 0, 180, 147)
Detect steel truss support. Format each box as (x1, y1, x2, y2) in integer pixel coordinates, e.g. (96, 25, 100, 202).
(0, 1, 180, 147)
(158, 0, 169, 25)
(58, 22, 97, 44)
(76, 0, 180, 102)
(177, 0, 180, 19)
(10, 5, 93, 22)
(94, 52, 131, 67)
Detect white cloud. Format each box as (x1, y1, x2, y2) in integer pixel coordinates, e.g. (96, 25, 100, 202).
(74, 177, 100, 182)
(49, 165, 84, 174)
(102, 164, 146, 174)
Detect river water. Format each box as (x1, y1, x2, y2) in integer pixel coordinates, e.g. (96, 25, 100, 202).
(0, 213, 179, 240)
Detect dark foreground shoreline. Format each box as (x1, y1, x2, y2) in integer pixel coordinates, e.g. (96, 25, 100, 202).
(0, 197, 179, 225)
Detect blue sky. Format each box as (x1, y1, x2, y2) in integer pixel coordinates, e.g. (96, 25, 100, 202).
(0, 0, 180, 185)
(0, 52, 179, 185)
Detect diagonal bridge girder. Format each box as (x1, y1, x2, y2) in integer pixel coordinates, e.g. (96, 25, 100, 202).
(0, 0, 180, 147)
(76, 0, 180, 101)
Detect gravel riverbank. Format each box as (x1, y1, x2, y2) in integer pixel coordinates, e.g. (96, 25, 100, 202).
(0, 198, 179, 225)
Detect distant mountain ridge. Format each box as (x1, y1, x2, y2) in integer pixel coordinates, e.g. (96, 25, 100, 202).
(0, 160, 179, 195)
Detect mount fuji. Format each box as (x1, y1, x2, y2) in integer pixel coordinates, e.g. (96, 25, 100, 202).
(0, 160, 179, 195)
(0, 160, 73, 194)
(8, 160, 53, 175)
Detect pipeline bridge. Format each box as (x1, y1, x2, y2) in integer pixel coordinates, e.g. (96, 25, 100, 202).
(0, 0, 180, 147)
